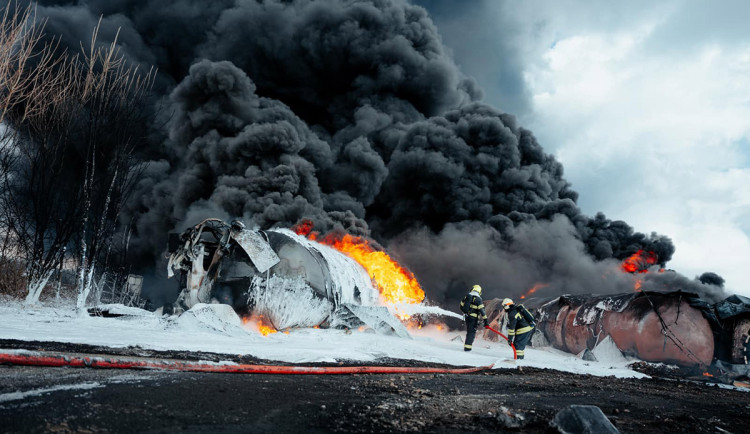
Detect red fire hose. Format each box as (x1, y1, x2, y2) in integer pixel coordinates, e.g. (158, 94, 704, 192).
(484, 326, 517, 360)
(0, 351, 494, 375)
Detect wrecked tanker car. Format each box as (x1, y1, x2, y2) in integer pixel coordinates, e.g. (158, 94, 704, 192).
(486, 291, 750, 370)
(534, 292, 714, 367)
(166, 218, 410, 337)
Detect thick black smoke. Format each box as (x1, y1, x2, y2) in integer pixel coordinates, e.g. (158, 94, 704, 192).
(26, 0, 722, 306)
(698, 272, 725, 288)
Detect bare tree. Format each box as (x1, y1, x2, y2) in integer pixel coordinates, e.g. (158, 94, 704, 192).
(71, 19, 155, 312)
(0, 2, 69, 301)
(0, 4, 154, 306)
(0, 3, 66, 125)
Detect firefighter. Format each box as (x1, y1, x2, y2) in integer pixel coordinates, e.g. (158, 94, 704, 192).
(502, 298, 535, 359)
(459, 284, 488, 352)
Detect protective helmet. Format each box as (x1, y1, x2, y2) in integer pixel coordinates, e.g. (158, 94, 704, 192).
(472, 284, 482, 295)
(502, 298, 514, 310)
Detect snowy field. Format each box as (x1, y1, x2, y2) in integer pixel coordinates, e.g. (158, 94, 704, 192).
(0, 299, 646, 379)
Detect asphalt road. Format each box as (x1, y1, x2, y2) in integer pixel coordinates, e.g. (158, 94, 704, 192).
(1, 339, 749, 433)
(2, 361, 750, 433)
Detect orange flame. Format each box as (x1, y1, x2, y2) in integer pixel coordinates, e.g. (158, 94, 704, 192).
(325, 233, 424, 304)
(293, 221, 425, 305)
(621, 250, 658, 274)
(258, 324, 276, 336)
(406, 321, 423, 330)
(292, 219, 315, 238)
(242, 315, 278, 336)
(703, 372, 714, 377)
(520, 283, 550, 300)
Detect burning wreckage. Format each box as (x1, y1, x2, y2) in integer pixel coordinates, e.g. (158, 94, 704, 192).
(163, 219, 749, 380)
(484, 291, 750, 378)
(165, 218, 415, 337)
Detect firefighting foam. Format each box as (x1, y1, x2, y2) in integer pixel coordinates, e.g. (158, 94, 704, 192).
(167, 218, 457, 336)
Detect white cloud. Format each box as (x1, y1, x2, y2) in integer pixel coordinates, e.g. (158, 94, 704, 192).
(522, 9, 750, 296)
(422, 0, 750, 296)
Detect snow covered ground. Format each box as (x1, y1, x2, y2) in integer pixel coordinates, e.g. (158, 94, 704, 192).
(0, 300, 646, 379)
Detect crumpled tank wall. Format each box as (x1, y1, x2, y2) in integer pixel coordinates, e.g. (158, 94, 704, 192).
(535, 292, 714, 367)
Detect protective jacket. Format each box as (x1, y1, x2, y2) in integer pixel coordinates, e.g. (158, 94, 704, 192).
(460, 290, 487, 351)
(506, 303, 535, 359)
(460, 290, 487, 321)
(506, 304, 535, 338)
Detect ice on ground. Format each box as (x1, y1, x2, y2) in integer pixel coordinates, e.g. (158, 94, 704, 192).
(0, 301, 646, 379)
(0, 382, 104, 403)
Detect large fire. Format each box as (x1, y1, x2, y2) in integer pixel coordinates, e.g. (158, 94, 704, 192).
(520, 283, 550, 300)
(620, 250, 662, 292)
(293, 221, 425, 305)
(621, 250, 658, 273)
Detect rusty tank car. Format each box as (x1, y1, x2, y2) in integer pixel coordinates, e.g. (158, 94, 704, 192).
(485, 291, 750, 369)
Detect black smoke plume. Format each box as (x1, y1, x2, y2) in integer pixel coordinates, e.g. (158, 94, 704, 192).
(23, 0, 724, 306)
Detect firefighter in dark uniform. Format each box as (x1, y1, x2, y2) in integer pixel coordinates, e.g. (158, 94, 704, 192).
(460, 285, 488, 352)
(502, 298, 535, 359)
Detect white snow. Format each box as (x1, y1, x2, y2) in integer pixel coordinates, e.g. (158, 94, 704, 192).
(0, 382, 104, 403)
(0, 300, 646, 379)
(713, 383, 750, 393)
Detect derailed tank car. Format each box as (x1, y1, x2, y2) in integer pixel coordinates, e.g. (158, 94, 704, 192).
(502, 291, 750, 369)
(166, 218, 409, 336)
(534, 292, 713, 367)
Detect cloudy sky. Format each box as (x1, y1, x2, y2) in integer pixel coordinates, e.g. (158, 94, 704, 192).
(415, 0, 750, 296)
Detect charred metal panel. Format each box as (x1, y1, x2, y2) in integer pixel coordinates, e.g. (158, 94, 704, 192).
(230, 230, 280, 273)
(264, 231, 330, 299)
(732, 318, 750, 365)
(488, 292, 749, 370)
(534, 292, 714, 367)
(329, 304, 411, 339)
(166, 218, 384, 332)
(600, 295, 713, 367)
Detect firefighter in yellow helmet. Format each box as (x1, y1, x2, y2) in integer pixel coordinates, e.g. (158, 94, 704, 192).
(459, 284, 488, 351)
(502, 298, 536, 359)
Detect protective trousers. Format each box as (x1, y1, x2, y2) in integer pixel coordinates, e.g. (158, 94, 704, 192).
(513, 328, 533, 359)
(464, 316, 478, 351)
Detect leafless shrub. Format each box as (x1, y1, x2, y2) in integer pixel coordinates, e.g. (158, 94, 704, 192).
(0, 256, 26, 298)
(0, 4, 155, 305)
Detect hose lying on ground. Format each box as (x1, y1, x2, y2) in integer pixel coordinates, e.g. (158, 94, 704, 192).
(0, 350, 494, 375)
